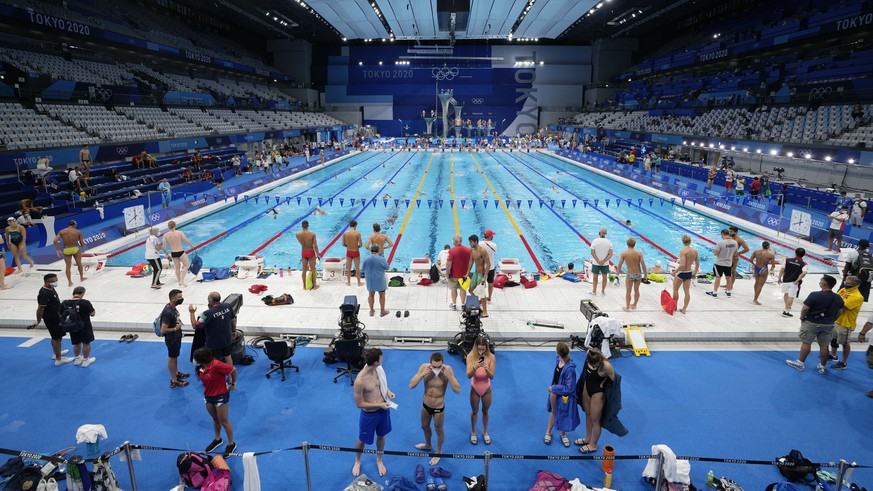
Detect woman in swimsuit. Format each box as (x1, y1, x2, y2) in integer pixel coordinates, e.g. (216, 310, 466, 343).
(465, 336, 494, 445)
(575, 350, 615, 454)
(5, 217, 34, 272)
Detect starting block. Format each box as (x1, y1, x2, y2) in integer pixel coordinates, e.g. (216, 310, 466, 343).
(79, 253, 108, 275)
(321, 257, 346, 281)
(625, 325, 650, 356)
(409, 257, 431, 282)
(498, 258, 521, 279)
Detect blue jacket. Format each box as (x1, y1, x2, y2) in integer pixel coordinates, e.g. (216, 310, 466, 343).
(576, 355, 628, 437)
(546, 357, 581, 432)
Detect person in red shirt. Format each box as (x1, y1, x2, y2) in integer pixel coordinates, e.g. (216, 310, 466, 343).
(445, 234, 471, 310)
(194, 347, 237, 456)
(749, 177, 761, 198)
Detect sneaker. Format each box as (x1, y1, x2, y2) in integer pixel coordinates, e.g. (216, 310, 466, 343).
(705, 291, 717, 298)
(223, 442, 237, 457)
(828, 354, 838, 361)
(817, 363, 827, 375)
(785, 359, 805, 371)
(73, 356, 84, 366)
(50, 349, 70, 359)
(449, 303, 456, 310)
(54, 356, 74, 366)
(866, 390, 873, 398)
(205, 438, 223, 452)
(725, 291, 731, 298)
(81, 357, 96, 367)
(781, 311, 793, 317)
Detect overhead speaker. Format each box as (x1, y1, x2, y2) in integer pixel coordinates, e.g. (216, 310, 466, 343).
(437, 0, 470, 31)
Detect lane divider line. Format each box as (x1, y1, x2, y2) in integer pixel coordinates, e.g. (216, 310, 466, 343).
(450, 152, 460, 235)
(248, 153, 402, 256)
(319, 153, 419, 258)
(387, 153, 435, 265)
(470, 153, 545, 272)
(498, 152, 677, 261)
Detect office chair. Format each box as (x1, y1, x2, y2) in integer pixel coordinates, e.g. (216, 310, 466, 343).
(333, 338, 364, 384)
(264, 340, 299, 381)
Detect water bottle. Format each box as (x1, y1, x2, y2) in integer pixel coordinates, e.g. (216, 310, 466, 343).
(706, 470, 715, 487)
(279, 267, 284, 278)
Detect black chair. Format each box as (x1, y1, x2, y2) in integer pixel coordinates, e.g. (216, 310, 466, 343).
(333, 338, 364, 384)
(264, 340, 299, 381)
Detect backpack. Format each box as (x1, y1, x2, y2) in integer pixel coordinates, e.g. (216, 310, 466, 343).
(200, 468, 231, 491)
(714, 477, 744, 491)
(388, 276, 405, 287)
(59, 300, 84, 333)
(776, 449, 818, 483)
(153, 316, 163, 337)
(464, 474, 487, 491)
(429, 264, 440, 282)
(177, 452, 213, 488)
(92, 458, 122, 491)
(856, 250, 873, 282)
(529, 470, 570, 491)
(2, 465, 41, 491)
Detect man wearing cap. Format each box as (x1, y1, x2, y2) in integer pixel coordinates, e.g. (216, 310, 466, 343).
(53, 220, 87, 287)
(829, 276, 864, 370)
(481, 230, 497, 303)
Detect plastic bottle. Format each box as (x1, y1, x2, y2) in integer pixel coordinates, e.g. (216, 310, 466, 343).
(706, 470, 715, 487)
(604, 469, 612, 489)
(279, 267, 284, 278)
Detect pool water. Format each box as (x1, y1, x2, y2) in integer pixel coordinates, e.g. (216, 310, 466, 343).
(108, 150, 835, 274)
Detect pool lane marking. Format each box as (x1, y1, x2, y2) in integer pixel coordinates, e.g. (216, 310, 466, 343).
(386, 153, 435, 265)
(248, 153, 404, 255)
(318, 153, 419, 258)
(470, 153, 545, 272)
(106, 152, 383, 259)
(498, 152, 678, 261)
(449, 153, 460, 234)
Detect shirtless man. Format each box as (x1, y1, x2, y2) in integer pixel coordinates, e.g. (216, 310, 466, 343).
(467, 235, 492, 317)
(79, 145, 92, 179)
(296, 220, 319, 291)
(671, 235, 699, 314)
(365, 223, 393, 255)
(163, 221, 194, 287)
(728, 226, 750, 281)
(343, 220, 363, 286)
(617, 237, 647, 312)
(352, 348, 395, 477)
(750, 241, 776, 305)
(53, 220, 86, 287)
(409, 352, 461, 465)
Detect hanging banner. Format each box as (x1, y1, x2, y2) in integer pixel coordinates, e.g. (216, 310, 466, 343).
(350, 198, 356, 206)
(583, 199, 588, 208)
(471, 200, 477, 208)
(319, 198, 324, 207)
(254, 196, 259, 204)
(296, 197, 301, 205)
(659, 198, 664, 206)
(394, 199, 400, 207)
(594, 199, 599, 207)
(276, 196, 280, 205)
(427, 200, 433, 208)
(233, 195, 238, 203)
(438, 200, 444, 208)
(383, 199, 388, 207)
(339, 198, 344, 206)
(605, 199, 611, 207)
(549, 200, 555, 208)
(450, 200, 455, 208)
(496, 200, 501, 208)
(505, 200, 511, 209)
(626, 199, 632, 207)
(405, 200, 410, 207)
(539, 200, 544, 208)
(516, 200, 522, 209)
(528, 199, 534, 208)
(285, 197, 291, 205)
(649, 198, 654, 207)
(328, 198, 333, 207)
(416, 199, 421, 208)
(461, 199, 466, 208)
(572, 199, 577, 208)
(638, 199, 643, 207)
(371, 199, 377, 207)
(561, 200, 566, 208)
(307, 197, 312, 205)
(670, 198, 676, 206)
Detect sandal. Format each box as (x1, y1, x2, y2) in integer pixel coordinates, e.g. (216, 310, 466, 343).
(470, 434, 477, 445)
(170, 380, 189, 388)
(176, 372, 190, 380)
(119, 334, 131, 342)
(126, 334, 138, 343)
(561, 435, 570, 447)
(483, 434, 491, 445)
(573, 438, 588, 446)
(579, 444, 596, 454)
(544, 433, 552, 445)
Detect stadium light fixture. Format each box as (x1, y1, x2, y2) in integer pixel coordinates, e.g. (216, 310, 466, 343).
(708, 143, 714, 148)
(825, 156, 832, 161)
(804, 154, 811, 159)
(769, 149, 777, 155)
(786, 152, 794, 157)
(756, 149, 761, 154)
(849, 159, 856, 164)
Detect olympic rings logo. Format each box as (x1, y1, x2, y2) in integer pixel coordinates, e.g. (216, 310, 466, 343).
(150, 213, 162, 223)
(432, 67, 459, 80)
(472, 98, 484, 105)
(116, 147, 128, 155)
(95, 88, 112, 101)
(766, 217, 780, 227)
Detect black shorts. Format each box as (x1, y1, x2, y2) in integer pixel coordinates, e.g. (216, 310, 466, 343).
(486, 269, 495, 284)
(70, 326, 95, 345)
(45, 318, 64, 341)
(211, 345, 233, 359)
(423, 403, 445, 415)
(713, 264, 732, 278)
(171, 251, 184, 258)
(205, 392, 230, 407)
(165, 333, 182, 358)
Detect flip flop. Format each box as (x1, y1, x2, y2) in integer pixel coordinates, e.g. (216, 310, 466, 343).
(483, 434, 491, 445)
(573, 438, 589, 446)
(126, 334, 138, 343)
(396, 311, 401, 318)
(579, 444, 596, 453)
(415, 464, 425, 484)
(404, 311, 410, 317)
(561, 435, 570, 447)
(380, 311, 390, 317)
(119, 334, 131, 342)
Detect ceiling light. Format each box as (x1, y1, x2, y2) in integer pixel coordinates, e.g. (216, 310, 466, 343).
(358, 61, 362, 65)
(708, 143, 714, 148)
(265, 11, 270, 16)
(769, 149, 777, 155)
(786, 152, 794, 157)
(682, 141, 687, 145)
(378, 61, 383, 65)
(539, 61, 544, 65)
(756, 149, 761, 154)
(849, 158, 856, 164)
(825, 156, 832, 161)
(342, 37, 347, 41)
(804, 153, 811, 159)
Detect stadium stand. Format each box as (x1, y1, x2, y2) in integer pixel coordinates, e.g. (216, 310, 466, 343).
(0, 102, 100, 150)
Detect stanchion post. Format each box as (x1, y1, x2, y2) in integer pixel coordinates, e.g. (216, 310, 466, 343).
(654, 452, 665, 491)
(122, 441, 137, 491)
(835, 459, 848, 491)
(484, 451, 491, 488)
(302, 441, 312, 491)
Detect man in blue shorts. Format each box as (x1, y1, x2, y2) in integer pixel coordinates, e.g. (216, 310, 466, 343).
(160, 289, 190, 388)
(353, 348, 395, 477)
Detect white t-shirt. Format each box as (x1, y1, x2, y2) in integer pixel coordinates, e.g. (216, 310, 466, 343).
(145, 235, 162, 260)
(68, 169, 79, 182)
(829, 211, 848, 230)
(590, 237, 612, 264)
(437, 249, 450, 268)
(481, 240, 497, 271)
(852, 200, 867, 218)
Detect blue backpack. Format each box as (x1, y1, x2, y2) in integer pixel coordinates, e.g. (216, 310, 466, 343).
(189, 254, 203, 275)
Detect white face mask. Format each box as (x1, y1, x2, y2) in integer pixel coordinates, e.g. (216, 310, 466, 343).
(431, 367, 442, 377)
(49, 282, 58, 288)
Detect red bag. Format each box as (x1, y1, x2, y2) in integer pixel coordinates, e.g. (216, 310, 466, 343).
(520, 276, 538, 289)
(660, 289, 676, 315)
(493, 273, 509, 289)
(418, 278, 433, 286)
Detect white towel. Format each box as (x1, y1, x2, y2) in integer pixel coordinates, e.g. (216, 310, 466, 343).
(376, 366, 398, 409)
(641, 444, 691, 484)
(75, 424, 107, 444)
(243, 452, 261, 491)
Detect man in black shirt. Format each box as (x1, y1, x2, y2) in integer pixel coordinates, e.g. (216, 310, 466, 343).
(786, 275, 845, 375)
(190, 291, 236, 365)
(161, 289, 190, 389)
(64, 286, 96, 367)
(34, 273, 73, 365)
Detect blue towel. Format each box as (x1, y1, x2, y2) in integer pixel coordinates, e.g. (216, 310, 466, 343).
(385, 476, 421, 491)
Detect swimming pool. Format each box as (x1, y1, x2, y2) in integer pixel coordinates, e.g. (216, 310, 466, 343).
(107, 150, 836, 274)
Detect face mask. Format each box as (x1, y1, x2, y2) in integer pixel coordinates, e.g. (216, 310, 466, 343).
(176, 298, 184, 305)
(49, 282, 58, 288)
(431, 367, 442, 377)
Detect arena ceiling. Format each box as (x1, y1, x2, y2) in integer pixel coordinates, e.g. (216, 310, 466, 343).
(200, 0, 726, 44)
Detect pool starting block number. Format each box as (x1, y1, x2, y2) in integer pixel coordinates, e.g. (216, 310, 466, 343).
(625, 325, 650, 357)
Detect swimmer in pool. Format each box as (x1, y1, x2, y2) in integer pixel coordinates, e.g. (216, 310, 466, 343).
(550, 186, 559, 193)
(389, 181, 396, 185)
(648, 260, 665, 274)
(386, 212, 398, 226)
(313, 207, 328, 216)
(624, 219, 634, 229)
(267, 208, 279, 219)
(466, 336, 494, 445)
(382, 194, 391, 199)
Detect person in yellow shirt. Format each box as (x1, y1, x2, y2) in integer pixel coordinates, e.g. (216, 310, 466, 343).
(830, 276, 864, 369)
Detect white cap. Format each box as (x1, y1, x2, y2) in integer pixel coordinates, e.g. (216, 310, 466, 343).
(656, 260, 662, 266)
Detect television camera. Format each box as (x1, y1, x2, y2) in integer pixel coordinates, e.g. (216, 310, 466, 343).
(447, 295, 494, 358)
(773, 167, 785, 179)
(323, 295, 368, 363)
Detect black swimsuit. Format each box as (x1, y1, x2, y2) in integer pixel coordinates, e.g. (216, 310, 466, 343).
(583, 363, 607, 396)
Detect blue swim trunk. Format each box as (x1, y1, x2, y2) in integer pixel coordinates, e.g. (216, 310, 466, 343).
(676, 271, 694, 281)
(591, 264, 610, 275)
(359, 408, 391, 445)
